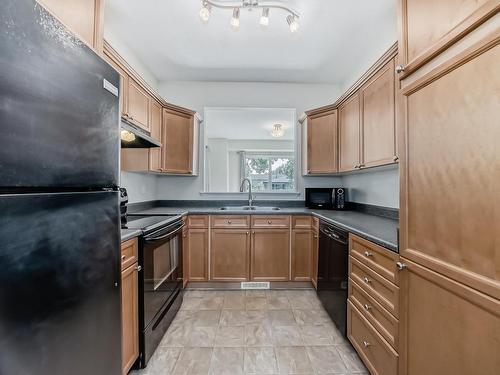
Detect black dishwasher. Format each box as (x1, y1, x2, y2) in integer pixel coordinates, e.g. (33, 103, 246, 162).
(317, 221, 349, 336)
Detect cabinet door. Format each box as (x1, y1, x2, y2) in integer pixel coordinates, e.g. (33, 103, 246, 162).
(338, 93, 361, 172)
(121, 264, 139, 375)
(163, 109, 193, 174)
(127, 79, 150, 131)
(149, 100, 162, 172)
(251, 229, 290, 281)
(211, 229, 250, 281)
(306, 110, 338, 174)
(397, 0, 497, 76)
(188, 228, 208, 281)
(360, 58, 397, 168)
(291, 229, 312, 281)
(182, 227, 189, 288)
(104, 53, 129, 118)
(311, 229, 319, 289)
(36, 0, 103, 52)
(400, 39, 500, 299)
(399, 259, 500, 375)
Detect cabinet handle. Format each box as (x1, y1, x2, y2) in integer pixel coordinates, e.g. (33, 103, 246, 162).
(268, 220, 272, 224)
(395, 65, 405, 74)
(363, 341, 371, 348)
(121, 255, 126, 261)
(354, 165, 359, 169)
(228, 220, 232, 224)
(363, 276, 372, 284)
(314, 235, 318, 239)
(135, 265, 142, 272)
(359, 164, 365, 168)
(252, 231, 255, 235)
(363, 304, 372, 311)
(246, 231, 249, 235)
(396, 261, 407, 271)
(363, 251, 373, 258)
(307, 169, 311, 173)
(393, 156, 399, 162)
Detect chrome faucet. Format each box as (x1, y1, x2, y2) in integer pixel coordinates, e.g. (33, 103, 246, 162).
(240, 178, 253, 207)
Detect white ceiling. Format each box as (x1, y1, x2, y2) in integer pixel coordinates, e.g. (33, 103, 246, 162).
(104, 0, 397, 84)
(205, 107, 295, 140)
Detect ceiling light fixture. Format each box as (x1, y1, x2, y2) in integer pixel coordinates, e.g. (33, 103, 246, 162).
(230, 8, 240, 30)
(286, 14, 299, 33)
(260, 7, 270, 27)
(271, 124, 285, 138)
(199, 1, 211, 22)
(198, 0, 300, 33)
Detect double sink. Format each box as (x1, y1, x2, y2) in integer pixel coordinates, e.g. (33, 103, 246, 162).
(219, 206, 281, 211)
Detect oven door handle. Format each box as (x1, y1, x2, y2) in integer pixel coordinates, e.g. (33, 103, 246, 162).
(144, 223, 185, 242)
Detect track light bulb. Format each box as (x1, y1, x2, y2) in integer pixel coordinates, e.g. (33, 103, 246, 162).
(231, 8, 240, 30)
(260, 8, 270, 27)
(287, 15, 299, 33)
(199, 2, 211, 23)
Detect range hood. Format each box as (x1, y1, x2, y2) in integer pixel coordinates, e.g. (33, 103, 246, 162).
(120, 119, 161, 148)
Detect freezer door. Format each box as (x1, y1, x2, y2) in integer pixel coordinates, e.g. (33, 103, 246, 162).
(0, 192, 121, 375)
(0, 0, 120, 189)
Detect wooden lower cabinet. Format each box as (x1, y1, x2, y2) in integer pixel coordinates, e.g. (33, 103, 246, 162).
(187, 228, 208, 281)
(291, 229, 312, 281)
(210, 229, 251, 281)
(251, 229, 290, 281)
(398, 259, 500, 375)
(348, 301, 398, 375)
(311, 226, 319, 289)
(121, 261, 139, 375)
(182, 226, 189, 288)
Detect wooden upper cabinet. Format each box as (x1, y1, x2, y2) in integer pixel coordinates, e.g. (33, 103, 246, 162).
(36, 0, 104, 53)
(398, 259, 500, 375)
(360, 58, 397, 168)
(306, 110, 338, 174)
(397, 0, 498, 77)
(211, 229, 250, 281)
(400, 39, 500, 300)
(163, 109, 194, 174)
(251, 229, 290, 281)
(127, 79, 150, 132)
(338, 93, 361, 172)
(149, 100, 163, 172)
(103, 52, 129, 117)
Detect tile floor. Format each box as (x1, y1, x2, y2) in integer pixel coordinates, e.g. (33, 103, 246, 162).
(132, 289, 368, 375)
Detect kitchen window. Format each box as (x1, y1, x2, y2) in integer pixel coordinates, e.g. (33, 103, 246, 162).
(242, 152, 295, 192)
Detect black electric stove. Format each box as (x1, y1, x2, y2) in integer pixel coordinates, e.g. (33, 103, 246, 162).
(122, 214, 182, 235)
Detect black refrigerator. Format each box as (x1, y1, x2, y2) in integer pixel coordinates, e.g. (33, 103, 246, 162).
(0, 1, 122, 374)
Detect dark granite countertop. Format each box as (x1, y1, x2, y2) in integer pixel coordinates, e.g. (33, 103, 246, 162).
(128, 203, 399, 252)
(121, 228, 142, 242)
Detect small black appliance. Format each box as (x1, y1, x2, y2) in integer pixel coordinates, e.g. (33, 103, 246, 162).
(305, 188, 347, 210)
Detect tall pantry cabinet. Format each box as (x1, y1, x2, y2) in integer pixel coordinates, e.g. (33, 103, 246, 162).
(396, 1, 500, 374)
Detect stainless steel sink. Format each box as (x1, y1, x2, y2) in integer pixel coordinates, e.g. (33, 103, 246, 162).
(219, 206, 281, 211)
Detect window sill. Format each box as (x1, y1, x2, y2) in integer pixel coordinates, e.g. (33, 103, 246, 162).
(199, 191, 301, 197)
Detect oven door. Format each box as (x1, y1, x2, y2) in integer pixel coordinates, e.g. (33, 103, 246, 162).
(141, 220, 184, 328)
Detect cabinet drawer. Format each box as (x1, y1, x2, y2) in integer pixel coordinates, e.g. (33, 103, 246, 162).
(251, 215, 290, 228)
(349, 256, 399, 318)
(350, 234, 399, 285)
(348, 301, 398, 375)
(121, 238, 138, 271)
(292, 216, 312, 229)
(211, 215, 250, 229)
(349, 278, 399, 349)
(188, 215, 209, 228)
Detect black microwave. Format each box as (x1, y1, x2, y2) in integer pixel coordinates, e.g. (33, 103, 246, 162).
(305, 188, 347, 210)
